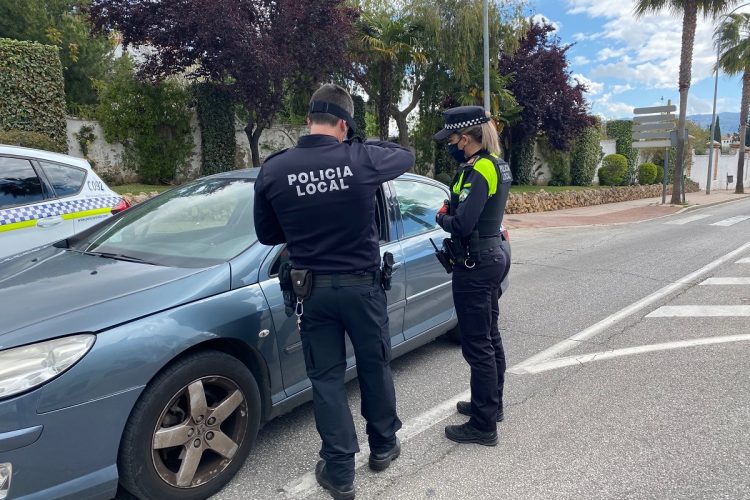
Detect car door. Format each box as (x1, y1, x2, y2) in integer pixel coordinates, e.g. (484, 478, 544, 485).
(0, 156, 64, 260)
(392, 178, 454, 340)
(258, 186, 406, 397)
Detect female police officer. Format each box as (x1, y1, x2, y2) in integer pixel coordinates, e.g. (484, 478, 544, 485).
(433, 105, 512, 446)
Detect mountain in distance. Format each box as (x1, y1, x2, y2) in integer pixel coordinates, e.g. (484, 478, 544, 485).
(687, 112, 741, 133)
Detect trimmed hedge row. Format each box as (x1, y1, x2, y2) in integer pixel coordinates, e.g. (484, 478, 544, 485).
(0, 38, 67, 152)
(195, 83, 236, 175)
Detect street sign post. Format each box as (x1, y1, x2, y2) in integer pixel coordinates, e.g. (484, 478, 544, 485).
(632, 104, 677, 204)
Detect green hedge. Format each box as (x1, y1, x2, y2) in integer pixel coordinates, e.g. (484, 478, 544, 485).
(570, 125, 603, 186)
(0, 38, 67, 152)
(352, 94, 366, 141)
(606, 120, 638, 182)
(0, 129, 60, 151)
(638, 162, 658, 185)
(598, 153, 629, 186)
(195, 83, 236, 175)
(511, 138, 535, 185)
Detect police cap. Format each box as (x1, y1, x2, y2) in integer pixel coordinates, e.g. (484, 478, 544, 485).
(433, 105, 490, 141)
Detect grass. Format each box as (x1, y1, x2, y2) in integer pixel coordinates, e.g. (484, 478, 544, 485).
(510, 185, 605, 194)
(112, 184, 174, 195)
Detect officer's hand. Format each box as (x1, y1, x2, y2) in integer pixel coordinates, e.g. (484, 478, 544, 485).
(436, 200, 449, 223)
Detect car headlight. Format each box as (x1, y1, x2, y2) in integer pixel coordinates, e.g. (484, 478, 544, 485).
(0, 335, 95, 399)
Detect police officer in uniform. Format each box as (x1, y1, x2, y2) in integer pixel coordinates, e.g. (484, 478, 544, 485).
(433, 106, 512, 446)
(254, 84, 414, 500)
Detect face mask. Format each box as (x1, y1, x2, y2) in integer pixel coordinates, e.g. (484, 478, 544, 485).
(447, 142, 466, 163)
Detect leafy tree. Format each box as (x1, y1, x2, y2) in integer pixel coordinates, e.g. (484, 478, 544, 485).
(0, 0, 113, 110)
(717, 12, 750, 193)
(91, 0, 358, 167)
(714, 114, 722, 141)
(498, 21, 593, 183)
(635, 0, 740, 203)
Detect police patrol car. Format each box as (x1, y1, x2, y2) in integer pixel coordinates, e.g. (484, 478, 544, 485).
(0, 145, 128, 260)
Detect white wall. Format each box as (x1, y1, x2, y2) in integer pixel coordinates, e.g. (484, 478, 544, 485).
(690, 147, 750, 190)
(530, 138, 615, 185)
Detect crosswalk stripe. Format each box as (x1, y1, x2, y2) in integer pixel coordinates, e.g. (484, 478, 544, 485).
(737, 258, 750, 264)
(646, 305, 750, 317)
(710, 216, 750, 227)
(664, 214, 711, 225)
(700, 277, 750, 285)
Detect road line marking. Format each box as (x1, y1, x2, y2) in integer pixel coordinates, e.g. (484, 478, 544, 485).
(507, 241, 750, 374)
(516, 334, 750, 374)
(700, 277, 750, 285)
(710, 216, 750, 227)
(281, 389, 470, 499)
(645, 305, 750, 317)
(664, 214, 711, 225)
(737, 258, 750, 264)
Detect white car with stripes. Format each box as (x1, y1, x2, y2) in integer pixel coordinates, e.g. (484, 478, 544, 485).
(0, 145, 128, 260)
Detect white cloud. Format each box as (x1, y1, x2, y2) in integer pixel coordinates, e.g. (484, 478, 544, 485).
(572, 55, 591, 65)
(611, 84, 633, 94)
(592, 91, 635, 118)
(572, 73, 604, 95)
(597, 47, 627, 61)
(532, 13, 562, 32)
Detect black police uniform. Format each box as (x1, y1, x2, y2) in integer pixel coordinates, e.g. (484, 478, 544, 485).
(253, 116, 414, 487)
(434, 106, 512, 435)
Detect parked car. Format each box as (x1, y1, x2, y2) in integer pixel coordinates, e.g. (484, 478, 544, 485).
(0, 145, 128, 261)
(0, 169, 509, 500)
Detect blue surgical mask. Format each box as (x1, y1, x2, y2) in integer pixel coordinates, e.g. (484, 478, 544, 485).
(448, 143, 466, 163)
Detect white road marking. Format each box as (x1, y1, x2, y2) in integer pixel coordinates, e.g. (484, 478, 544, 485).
(710, 216, 750, 227)
(282, 389, 470, 499)
(737, 258, 750, 264)
(507, 241, 750, 374)
(516, 334, 750, 374)
(700, 277, 750, 285)
(645, 305, 750, 317)
(664, 214, 711, 225)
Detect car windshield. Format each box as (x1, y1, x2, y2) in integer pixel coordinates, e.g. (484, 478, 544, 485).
(71, 177, 256, 267)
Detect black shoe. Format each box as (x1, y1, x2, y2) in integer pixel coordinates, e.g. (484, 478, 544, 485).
(315, 461, 355, 500)
(456, 401, 504, 422)
(369, 437, 401, 472)
(445, 422, 498, 446)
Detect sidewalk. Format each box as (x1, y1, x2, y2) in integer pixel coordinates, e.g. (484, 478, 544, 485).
(504, 190, 750, 230)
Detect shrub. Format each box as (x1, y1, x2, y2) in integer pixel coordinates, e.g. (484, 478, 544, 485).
(538, 136, 571, 186)
(598, 153, 629, 186)
(511, 138, 535, 185)
(0, 129, 60, 151)
(74, 125, 97, 157)
(655, 164, 664, 184)
(0, 38, 67, 152)
(195, 83, 236, 176)
(606, 120, 638, 182)
(570, 125, 603, 186)
(638, 162, 658, 185)
(435, 172, 452, 187)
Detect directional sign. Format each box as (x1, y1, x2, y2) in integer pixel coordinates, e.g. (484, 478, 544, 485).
(632, 104, 676, 149)
(633, 122, 675, 132)
(633, 113, 674, 123)
(633, 105, 676, 114)
(632, 139, 672, 149)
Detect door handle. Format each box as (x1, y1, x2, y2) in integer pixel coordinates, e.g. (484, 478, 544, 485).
(37, 216, 63, 228)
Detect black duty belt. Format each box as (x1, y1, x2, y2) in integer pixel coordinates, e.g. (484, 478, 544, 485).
(473, 235, 502, 251)
(313, 272, 378, 288)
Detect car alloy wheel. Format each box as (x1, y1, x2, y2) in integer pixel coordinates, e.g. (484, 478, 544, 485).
(152, 376, 248, 488)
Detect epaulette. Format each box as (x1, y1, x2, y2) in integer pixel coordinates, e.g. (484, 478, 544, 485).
(262, 148, 290, 165)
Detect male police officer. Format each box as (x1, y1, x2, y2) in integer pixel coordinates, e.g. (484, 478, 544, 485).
(254, 84, 414, 500)
(433, 106, 512, 446)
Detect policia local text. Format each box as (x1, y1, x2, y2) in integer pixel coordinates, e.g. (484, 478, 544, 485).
(287, 166, 354, 196)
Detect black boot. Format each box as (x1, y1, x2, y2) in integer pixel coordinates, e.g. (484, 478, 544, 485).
(369, 437, 401, 472)
(456, 401, 504, 422)
(315, 461, 355, 500)
(445, 422, 498, 446)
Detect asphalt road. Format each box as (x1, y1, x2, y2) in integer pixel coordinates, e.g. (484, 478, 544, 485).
(214, 196, 750, 500)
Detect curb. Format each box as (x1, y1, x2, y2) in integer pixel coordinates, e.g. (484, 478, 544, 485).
(677, 194, 750, 214)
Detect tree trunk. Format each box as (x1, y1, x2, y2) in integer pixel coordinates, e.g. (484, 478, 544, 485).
(378, 63, 392, 140)
(673, 1, 697, 204)
(736, 71, 750, 194)
(245, 121, 265, 168)
(393, 111, 410, 148)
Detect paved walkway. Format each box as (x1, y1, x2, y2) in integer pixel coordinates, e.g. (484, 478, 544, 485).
(504, 190, 750, 229)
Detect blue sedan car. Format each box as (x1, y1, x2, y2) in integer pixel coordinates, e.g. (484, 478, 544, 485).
(0, 169, 509, 499)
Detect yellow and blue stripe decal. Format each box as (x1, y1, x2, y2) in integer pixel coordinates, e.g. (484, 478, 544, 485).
(0, 196, 121, 233)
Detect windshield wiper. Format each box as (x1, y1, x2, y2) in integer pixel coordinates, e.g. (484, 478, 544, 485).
(83, 251, 157, 265)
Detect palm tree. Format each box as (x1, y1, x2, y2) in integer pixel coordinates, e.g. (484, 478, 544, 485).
(635, 0, 739, 203)
(717, 12, 750, 193)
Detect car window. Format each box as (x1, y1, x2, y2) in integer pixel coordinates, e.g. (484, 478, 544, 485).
(71, 178, 256, 267)
(394, 180, 447, 239)
(0, 156, 45, 209)
(39, 161, 86, 197)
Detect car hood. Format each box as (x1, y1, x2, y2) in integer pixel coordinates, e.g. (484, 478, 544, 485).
(0, 247, 231, 349)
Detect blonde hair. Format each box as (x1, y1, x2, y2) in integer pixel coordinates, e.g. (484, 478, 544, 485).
(459, 111, 501, 156)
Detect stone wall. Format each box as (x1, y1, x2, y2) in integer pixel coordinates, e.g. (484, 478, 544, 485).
(505, 182, 700, 214)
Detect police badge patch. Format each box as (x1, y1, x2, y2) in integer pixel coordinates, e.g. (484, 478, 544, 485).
(459, 188, 470, 202)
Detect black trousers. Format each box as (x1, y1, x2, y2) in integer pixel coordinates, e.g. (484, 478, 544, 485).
(452, 245, 508, 432)
(299, 280, 402, 485)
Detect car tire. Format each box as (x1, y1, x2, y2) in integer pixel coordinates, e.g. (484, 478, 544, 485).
(118, 350, 261, 500)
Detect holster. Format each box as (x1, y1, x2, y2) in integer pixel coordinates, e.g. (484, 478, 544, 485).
(290, 269, 313, 300)
(278, 261, 296, 316)
(381, 252, 394, 290)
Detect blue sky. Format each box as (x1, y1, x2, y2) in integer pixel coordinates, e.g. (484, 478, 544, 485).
(529, 0, 750, 121)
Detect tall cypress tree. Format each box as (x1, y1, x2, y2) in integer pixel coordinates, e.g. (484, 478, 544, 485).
(714, 115, 722, 142)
